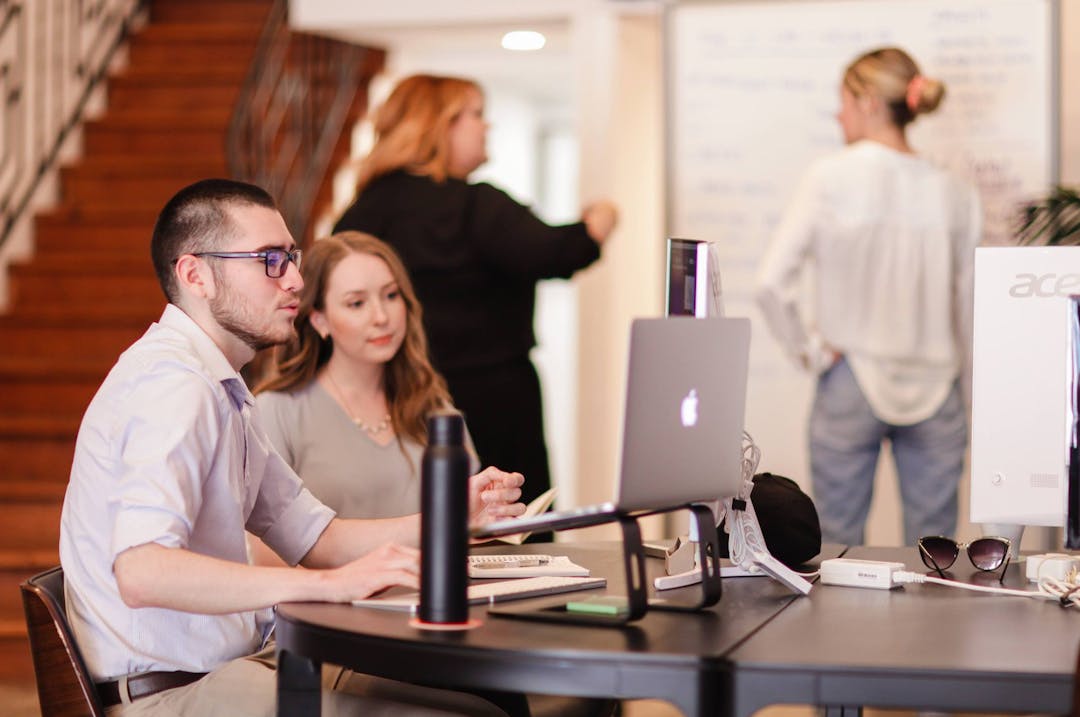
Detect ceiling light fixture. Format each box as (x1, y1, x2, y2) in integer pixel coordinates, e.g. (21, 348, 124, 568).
(501, 30, 546, 52)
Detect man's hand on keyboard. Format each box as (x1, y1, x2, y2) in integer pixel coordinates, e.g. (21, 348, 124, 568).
(468, 467, 526, 528)
(328, 542, 420, 602)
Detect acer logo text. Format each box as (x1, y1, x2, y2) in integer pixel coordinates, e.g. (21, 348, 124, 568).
(1008, 273, 1080, 298)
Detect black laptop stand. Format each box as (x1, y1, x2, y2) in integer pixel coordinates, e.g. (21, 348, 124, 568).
(489, 503, 723, 626)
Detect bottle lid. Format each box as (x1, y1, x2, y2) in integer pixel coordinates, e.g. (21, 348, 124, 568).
(427, 411, 465, 446)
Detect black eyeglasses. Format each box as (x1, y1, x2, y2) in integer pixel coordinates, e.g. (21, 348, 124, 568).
(191, 249, 302, 278)
(917, 535, 1012, 583)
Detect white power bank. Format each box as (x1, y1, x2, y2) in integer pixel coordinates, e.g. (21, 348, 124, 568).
(819, 558, 906, 590)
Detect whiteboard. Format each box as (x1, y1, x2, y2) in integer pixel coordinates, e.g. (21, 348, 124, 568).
(666, 0, 1057, 486)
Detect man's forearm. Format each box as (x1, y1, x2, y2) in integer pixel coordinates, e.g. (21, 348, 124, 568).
(300, 514, 420, 569)
(114, 543, 335, 613)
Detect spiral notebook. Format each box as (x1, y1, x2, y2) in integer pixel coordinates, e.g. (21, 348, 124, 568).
(351, 575, 607, 613)
(467, 554, 590, 578)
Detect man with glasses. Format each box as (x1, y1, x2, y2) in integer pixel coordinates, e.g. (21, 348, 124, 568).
(59, 179, 525, 716)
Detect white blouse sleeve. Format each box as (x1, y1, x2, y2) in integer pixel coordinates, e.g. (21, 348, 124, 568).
(952, 183, 984, 410)
(754, 164, 832, 372)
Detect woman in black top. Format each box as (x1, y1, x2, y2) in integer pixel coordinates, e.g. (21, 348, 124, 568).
(334, 74, 617, 510)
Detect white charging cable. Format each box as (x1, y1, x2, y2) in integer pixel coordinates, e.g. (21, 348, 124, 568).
(720, 432, 818, 584)
(893, 571, 1080, 608)
(892, 571, 1053, 599)
(721, 432, 766, 570)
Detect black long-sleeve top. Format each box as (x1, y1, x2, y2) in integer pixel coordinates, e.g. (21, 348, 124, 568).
(333, 171, 602, 373)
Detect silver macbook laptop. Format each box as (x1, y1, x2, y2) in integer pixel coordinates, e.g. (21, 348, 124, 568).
(471, 316, 751, 539)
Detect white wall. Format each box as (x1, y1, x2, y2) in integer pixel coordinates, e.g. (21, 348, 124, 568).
(571, 9, 667, 541)
(1063, 0, 1080, 186)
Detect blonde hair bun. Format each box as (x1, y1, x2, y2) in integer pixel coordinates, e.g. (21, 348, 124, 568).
(909, 75, 946, 115)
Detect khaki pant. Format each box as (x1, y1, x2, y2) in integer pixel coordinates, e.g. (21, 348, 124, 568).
(105, 646, 509, 717)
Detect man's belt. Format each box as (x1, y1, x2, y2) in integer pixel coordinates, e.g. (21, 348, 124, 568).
(98, 670, 207, 707)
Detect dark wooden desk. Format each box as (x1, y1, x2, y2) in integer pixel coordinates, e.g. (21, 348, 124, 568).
(727, 545, 1080, 717)
(275, 542, 842, 716)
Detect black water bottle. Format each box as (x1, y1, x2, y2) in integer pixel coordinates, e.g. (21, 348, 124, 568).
(419, 411, 470, 624)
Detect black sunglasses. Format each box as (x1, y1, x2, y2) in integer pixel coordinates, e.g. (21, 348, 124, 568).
(917, 535, 1012, 583)
(191, 248, 302, 278)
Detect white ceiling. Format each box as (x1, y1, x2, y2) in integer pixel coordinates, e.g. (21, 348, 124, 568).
(290, 1, 581, 105)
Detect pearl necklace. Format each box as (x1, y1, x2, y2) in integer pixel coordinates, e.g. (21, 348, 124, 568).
(350, 413, 392, 435)
(325, 370, 392, 436)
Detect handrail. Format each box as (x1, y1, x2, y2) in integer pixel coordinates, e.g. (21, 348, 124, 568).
(0, 0, 144, 250)
(226, 0, 381, 245)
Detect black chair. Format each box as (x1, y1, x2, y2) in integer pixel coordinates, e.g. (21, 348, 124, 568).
(20, 566, 106, 717)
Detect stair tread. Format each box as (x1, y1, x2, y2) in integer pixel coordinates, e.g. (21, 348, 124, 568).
(0, 415, 81, 439)
(106, 85, 241, 105)
(86, 123, 230, 137)
(12, 253, 154, 269)
(0, 312, 152, 329)
(0, 358, 113, 380)
(37, 205, 169, 221)
(36, 212, 164, 228)
(67, 154, 228, 171)
(133, 23, 264, 42)
(121, 56, 251, 71)
(0, 621, 28, 638)
(0, 481, 68, 501)
(109, 72, 247, 88)
(91, 106, 234, 125)
(12, 305, 161, 322)
(85, 112, 233, 131)
(150, 7, 272, 25)
(0, 547, 60, 570)
(11, 261, 152, 278)
(62, 167, 228, 184)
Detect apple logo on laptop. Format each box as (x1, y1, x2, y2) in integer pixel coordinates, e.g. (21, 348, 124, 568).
(680, 389, 698, 427)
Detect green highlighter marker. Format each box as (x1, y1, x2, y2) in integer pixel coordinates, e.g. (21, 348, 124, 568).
(565, 596, 629, 617)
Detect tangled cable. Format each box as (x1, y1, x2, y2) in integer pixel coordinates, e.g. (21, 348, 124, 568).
(1038, 576, 1080, 608)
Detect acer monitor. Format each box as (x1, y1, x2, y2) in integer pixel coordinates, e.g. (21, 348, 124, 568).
(970, 246, 1080, 549)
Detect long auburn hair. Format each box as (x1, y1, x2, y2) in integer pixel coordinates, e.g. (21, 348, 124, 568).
(255, 231, 451, 447)
(352, 74, 481, 195)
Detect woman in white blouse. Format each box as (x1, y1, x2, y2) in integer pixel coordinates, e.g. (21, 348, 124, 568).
(755, 47, 982, 546)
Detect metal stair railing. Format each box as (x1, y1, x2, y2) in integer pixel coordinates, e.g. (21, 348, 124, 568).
(0, 0, 144, 250)
(226, 0, 380, 245)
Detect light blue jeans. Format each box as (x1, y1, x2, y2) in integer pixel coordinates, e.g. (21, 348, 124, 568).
(809, 357, 967, 546)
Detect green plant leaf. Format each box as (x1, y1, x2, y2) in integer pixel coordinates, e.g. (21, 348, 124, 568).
(1017, 186, 1080, 246)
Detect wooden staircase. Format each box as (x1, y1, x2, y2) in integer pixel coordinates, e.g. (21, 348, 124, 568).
(0, 0, 274, 681)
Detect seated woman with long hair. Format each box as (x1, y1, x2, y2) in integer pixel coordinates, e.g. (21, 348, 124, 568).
(254, 231, 480, 521)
